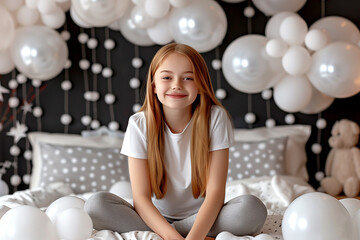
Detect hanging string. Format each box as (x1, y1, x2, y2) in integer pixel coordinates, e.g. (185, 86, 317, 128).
(134, 45, 140, 105)
(321, 0, 326, 18)
(90, 28, 98, 123)
(63, 22, 70, 134)
(105, 27, 116, 123)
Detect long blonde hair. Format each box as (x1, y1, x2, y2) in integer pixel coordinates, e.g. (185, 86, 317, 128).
(140, 43, 224, 199)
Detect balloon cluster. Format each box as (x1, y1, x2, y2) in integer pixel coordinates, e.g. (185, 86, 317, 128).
(71, 0, 227, 53)
(0, 0, 69, 80)
(282, 192, 360, 240)
(0, 196, 93, 240)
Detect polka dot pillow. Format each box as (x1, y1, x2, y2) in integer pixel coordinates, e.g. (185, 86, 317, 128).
(39, 143, 129, 193)
(227, 136, 288, 181)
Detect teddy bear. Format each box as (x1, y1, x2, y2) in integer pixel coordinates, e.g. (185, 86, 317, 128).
(320, 119, 360, 198)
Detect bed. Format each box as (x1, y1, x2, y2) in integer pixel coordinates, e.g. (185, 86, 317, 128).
(0, 124, 315, 240)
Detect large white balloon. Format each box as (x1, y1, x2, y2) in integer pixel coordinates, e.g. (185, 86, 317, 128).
(144, 0, 170, 19)
(0, 205, 58, 240)
(169, 0, 227, 53)
(46, 196, 85, 223)
(307, 41, 360, 98)
(70, 6, 92, 28)
(10, 25, 68, 80)
(282, 192, 354, 240)
(300, 84, 334, 114)
(310, 16, 360, 45)
(119, 6, 155, 46)
(222, 34, 285, 93)
(0, 5, 15, 51)
(71, 0, 131, 27)
(265, 11, 297, 39)
(252, 0, 306, 16)
(273, 75, 312, 113)
(168, 0, 193, 8)
(0, 50, 15, 74)
(147, 15, 174, 45)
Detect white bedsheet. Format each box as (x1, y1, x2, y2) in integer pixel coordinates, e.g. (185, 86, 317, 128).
(0, 175, 315, 240)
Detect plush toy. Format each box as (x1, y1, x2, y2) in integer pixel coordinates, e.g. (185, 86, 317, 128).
(321, 119, 360, 197)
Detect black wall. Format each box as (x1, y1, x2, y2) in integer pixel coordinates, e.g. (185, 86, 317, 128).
(0, 0, 359, 193)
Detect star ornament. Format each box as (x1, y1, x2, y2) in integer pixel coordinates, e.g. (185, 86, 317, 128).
(0, 83, 9, 102)
(7, 121, 28, 144)
(21, 101, 33, 114)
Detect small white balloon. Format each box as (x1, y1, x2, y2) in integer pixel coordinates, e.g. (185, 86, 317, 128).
(129, 77, 141, 89)
(285, 113, 295, 124)
(315, 171, 324, 182)
(266, 118, 276, 128)
(245, 112, 256, 124)
(87, 38, 98, 49)
(46, 196, 85, 223)
(254, 233, 275, 240)
(16, 5, 40, 26)
(79, 59, 90, 70)
(9, 145, 21, 156)
(266, 38, 288, 58)
(91, 119, 100, 129)
(8, 79, 18, 89)
(8, 97, 20, 108)
(282, 46, 311, 76)
(33, 106, 43, 117)
(132, 57, 143, 68)
(280, 15, 308, 45)
(215, 88, 227, 100)
(61, 80, 72, 91)
(104, 39, 115, 50)
(316, 118, 327, 129)
(104, 93, 116, 104)
(24, 150, 32, 160)
(60, 114, 72, 125)
(311, 143, 322, 154)
(10, 174, 21, 186)
(211, 59, 222, 70)
(91, 63, 102, 74)
(78, 33, 89, 44)
(144, 0, 170, 19)
(305, 29, 327, 51)
(132, 103, 141, 113)
(81, 115, 92, 126)
(37, 0, 57, 14)
(102, 67, 113, 78)
(108, 121, 119, 131)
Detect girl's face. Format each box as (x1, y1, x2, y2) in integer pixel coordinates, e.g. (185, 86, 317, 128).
(153, 52, 198, 112)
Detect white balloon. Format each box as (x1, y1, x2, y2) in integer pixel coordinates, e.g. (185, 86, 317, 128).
(119, 6, 155, 46)
(265, 11, 297, 39)
(0, 5, 16, 51)
(41, 6, 66, 29)
(10, 25, 68, 80)
(282, 192, 353, 240)
(307, 41, 360, 98)
(56, 0, 71, 12)
(252, 0, 306, 16)
(273, 75, 312, 113)
(147, 16, 173, 45)
(72, 0, 131, 27)
(46, 196, 85, 223)
(70, 6, 92, 28)
(340, 198, 360, 218)
(110, 181, 133, 199)
(310, 16, 360, 45)
(37, 0, 57, 14)
(169, 0, 193, 8)
(305, 29, 327, 51)
(16, 5, 40, 26)
(145, 0, 170, 19)
(222, 34, 285, 93)
(280, 15, 308, 45)
(169, 0, 227, 53)
(2, 0, 24, 12)
(0, 205, 58, 240)
(131, 5, 155, 29)
(55, 208, 93, 240)
(0, 50, 15, 74)
(300, 84, 334, 114)
(266, 38, 288, 57)
(282, 46, 311, 75)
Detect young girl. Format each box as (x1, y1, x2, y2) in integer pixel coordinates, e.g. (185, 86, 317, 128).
(84, 43, 267, 240)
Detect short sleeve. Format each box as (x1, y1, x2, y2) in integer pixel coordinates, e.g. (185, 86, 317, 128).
(120, 112, 148, 159)
(209, 106, 234, 151)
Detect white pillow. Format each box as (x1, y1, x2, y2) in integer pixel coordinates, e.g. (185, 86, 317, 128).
(233, 125, 311, 181)
(28, 132, 125, 190)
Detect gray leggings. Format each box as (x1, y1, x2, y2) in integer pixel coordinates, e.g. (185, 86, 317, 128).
(84, 192, 267, 238)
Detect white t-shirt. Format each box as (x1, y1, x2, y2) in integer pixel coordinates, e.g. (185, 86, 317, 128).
(121, 105, 234, 219)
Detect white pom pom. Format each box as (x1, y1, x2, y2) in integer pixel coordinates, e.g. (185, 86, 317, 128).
(81, 115, 92, 126)
(61, 30, 71, 41)
(129, 77, 141, 89)
(311, 143, 322, 154)
(102, 67, 113, 78)
(266, 118, 276, 128)
(104, 39, 115, 50)
(79, 59, 90, 70)
(8, 97, 20, 108)
(23, 174, 31, 185)
(90, 119, 100, 129)
(10, 174, 21, 187)
(261, 89, 272, 100)
(87, 38, 98, 49)
(132, 103, 141, 113)
(32, 79, 42, 88)
(211, 59, 222, 70)
(33, 106, 43, 117)
(17, 74, 27, 84)
(215, 88, 227, 100)
(104, 93, 116, 104)
(91, 63, 102, 74)
(244, 6, 255, 18)
(78, 33, 89, 44)
(132, 57, 143, 68)
(88, 91, 100, 102)
(108, 121, 119, 131)
(315, 171, 325, 182)
(284, 114, 295, 124)
(60, 113, 72, 125)
(245, 112, 256, 124)
(8, 79, 18, 89)
(10, 145, 21, 156)
(64, 59, 72, 69)
(316, 118, 327, 129)
(61, 80, 72, 91)
(24, 150, 32, 160)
